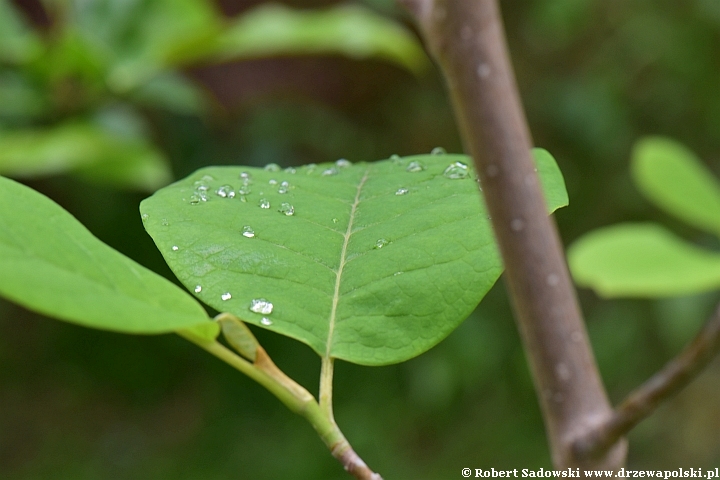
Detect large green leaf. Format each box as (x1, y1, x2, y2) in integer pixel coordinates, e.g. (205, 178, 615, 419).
(0, 176, 217, 340)
(568, 223, 720, 297)
(140, 151, 567, 365)
(632, 136, 720, 237)
(214, 3, 429, 74)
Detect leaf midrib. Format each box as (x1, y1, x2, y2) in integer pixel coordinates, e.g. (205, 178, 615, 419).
(325, 167, 371, 358)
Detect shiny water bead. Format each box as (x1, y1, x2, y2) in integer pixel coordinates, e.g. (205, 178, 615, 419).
(221, 292, 232, 301)
(335, 158, 351, 168)
(193, 181, 209, 192)
(322, 167, 338, 176)
(284, 167, 297, 174)
(278, 203, 295, 216)
(443, 161, 470, 179)
(242, 226, 255, 238)
(264, 163, 281, 172)
(259, 198, 270, 209)
(406, 161, 425, 172)
(261, 317, 273, 326)
(200, 174, 214, 181)
(268, 179, 278, 185)
(250, 298, 274, 315)
(390, 154, 402, 164)
(216, 185, 235, 198)
(141, 213, 149, 222)
(194, 285, 202, 293)
(332, 218, 339, 224)
(189, 194, 201, 205)
(238, 185, 251, 195)
(278, 180, 290, 194)
(304, 163, 317, 173)
(161, 218, 169, 226)
(172, 245, 179, 251)
(239, 171, 251, 181)
(395, 187, 409, 195)
(374, 238, 389, 249)
(430, 147, 447, 155)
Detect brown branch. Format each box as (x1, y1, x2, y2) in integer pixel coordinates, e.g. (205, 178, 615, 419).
(399, 0, 626, 468)
(574, 302, 720, 459)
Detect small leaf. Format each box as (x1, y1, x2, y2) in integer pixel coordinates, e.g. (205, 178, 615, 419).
(632, 137, 720, 237)
(568, 223, 720, 297)
(141, 151, 567, 366)
(534, 148, 569, 211)
(0, 121, 172, 190)
(214, 4, 429, 74)
(216, 313, 259, 362)
(0, 176, 217, 339)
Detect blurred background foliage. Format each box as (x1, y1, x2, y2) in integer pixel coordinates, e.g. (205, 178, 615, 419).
(1, 0, 719, 478)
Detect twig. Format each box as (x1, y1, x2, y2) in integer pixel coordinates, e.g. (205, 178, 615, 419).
(399, 0, 626, 468)
(574, 302, 720, 458)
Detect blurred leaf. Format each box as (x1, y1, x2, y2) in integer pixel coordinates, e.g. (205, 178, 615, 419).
(0, 120, 172, 190)
(535, 148, 569, 211)
(215, 3, 429, 74)
(140, 150, 566, 366)
(568, 223, 720, 297)
(127, 72, 209, 115)
(0, 175, 217, 339)
(0, 72, 47, 120)
(632, 136, 720, 237)
(0, 0, 43, 64)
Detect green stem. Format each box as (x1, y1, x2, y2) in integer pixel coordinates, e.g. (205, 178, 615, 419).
(179, 331, 382, 480)
(319, 355, 336, 424)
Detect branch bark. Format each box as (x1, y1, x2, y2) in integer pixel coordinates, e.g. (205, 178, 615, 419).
(399, 0, 626, 468)
(573, 302, 720, 458)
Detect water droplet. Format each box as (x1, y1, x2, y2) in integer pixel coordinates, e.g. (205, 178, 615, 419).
(268, 179, 278, 185)
(430, 147, 446, 155)
(259, 198, 270, 209)
(193, 181, 210, 192)
(278, 180, 290, 194)
(239, 195, 247, 202)
(239, 171, 251, 181)
(304, 163, 317, 173)
(172, 245, 179, 251)
(390, 154, 402, 164)
(278, 202, 294, 216)
(189, 194, 201, 205)
(141, 213, 149, 222)
(221, 292, 232, 301)
(322, 167, 338, 176)
(280, 181, 290, 188)
(394, 271, 403, 276)
(242, 226, 255, 238)
(443, 161, 470, 179)
(332, 218, 339, 224)
(194, 285, 202, 293)
(161, 218, 169, 226)
(200, 175, 214, 182)
(264, 163, 281, 172)
(261, 317, 273, 326)
(374, 238, 390, 249)
(406, 161, 425, 172)
(395, 187, 409, 195)
(284, 167, 297, 174)
(250, 298, 274, 315)
(238, 185, 251, 195)
(216, 184, 236, 198)
(335, 158, 351, 168)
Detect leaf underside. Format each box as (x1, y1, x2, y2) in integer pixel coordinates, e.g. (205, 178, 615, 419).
(140, 152, 567, 366)
(568, 223, 720, 298)
(0, 175, 216, 339)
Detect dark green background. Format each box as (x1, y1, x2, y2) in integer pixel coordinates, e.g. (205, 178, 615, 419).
(2, 0, 720, 478)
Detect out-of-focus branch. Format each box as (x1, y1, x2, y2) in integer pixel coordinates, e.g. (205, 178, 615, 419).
(574, 303, 720, 459)
(399, 0, 626, 468)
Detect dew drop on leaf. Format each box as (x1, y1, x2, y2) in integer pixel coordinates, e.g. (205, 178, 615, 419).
(172, 245, 179, 251)
(221, 292, 232, 301)
(269, 179, 278, 185)
(216, 185, 236, 198)
(322, 167, 339, 176)
(264, 163, 281, 172)
(431, 147, 447, 155)
(242, 226, 255, 238)
(200, 174, 214, 181)
(193, 181, 209, 191)
(238, 185, 251, 195)
(141, 213, 149, 222)
(406, 161, 425, 172)
(189, 194, 201, 205)
(374, 238, 390, 249)
(239, 171, 251, 181)
(261, 317, 273, 326)
(443, 161, 470, 179)
(390, 154, 402, 164)
(332, 218, 339, 224)
(284, 167, 297, 174)
(395, 187, 409, 195)
(194, 285, 202, 293)
(259, 198, 270, 209)
(278, 203, 295, 216)
(250, 298, 274, 315)
(304, 163, 317, 173)
(161, 218, 169, 226)
(335, 158, 351, 168)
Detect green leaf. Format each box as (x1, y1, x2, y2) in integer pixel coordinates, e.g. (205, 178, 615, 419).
(140, 151, 567, 366)
(0, 176, 218, 340)
(0, 121, 172, 190)
(568, 223, 720, 298)
(632, 136, 720, 237)
(0, 0, 43, 64)
(535, 147, 569, 211)
(214, 4, 429, 74)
